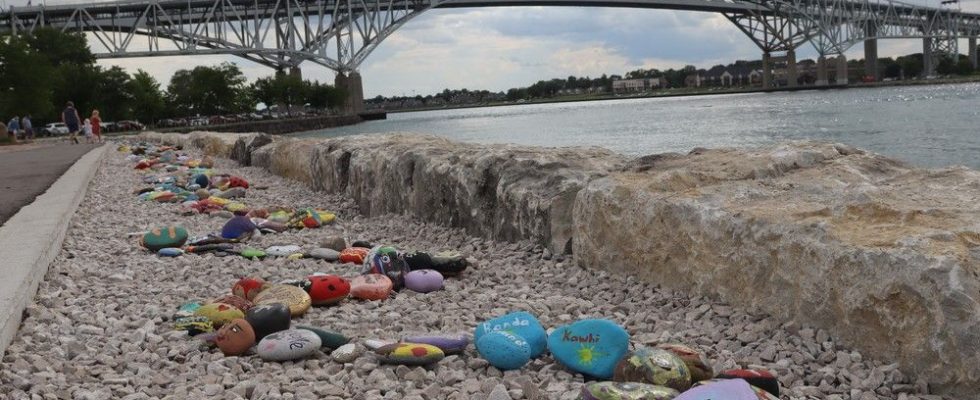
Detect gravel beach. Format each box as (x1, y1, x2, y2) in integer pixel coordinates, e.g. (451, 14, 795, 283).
(0, 142, 948, 400)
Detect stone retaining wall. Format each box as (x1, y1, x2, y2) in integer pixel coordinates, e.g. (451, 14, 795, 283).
(137, 131, 980, 396)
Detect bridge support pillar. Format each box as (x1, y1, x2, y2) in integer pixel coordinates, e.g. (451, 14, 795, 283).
(289, 67, 302, 79)
(762, 52, 772, 88)
(923, 37, 936, 78)
(816, 56, 829, 86)
(969, 37, 977, 69)
(836, 55, 849, 85)
(786, 49, 798, 88)
(336, 71, 365, 116)
(864, 26, 878, 82)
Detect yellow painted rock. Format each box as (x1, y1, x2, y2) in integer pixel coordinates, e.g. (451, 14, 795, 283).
(254, 284, 312, 317)
(194, 303, 245, 327)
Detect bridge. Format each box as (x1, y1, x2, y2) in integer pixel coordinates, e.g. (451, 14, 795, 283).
(1, 0, 979, 113)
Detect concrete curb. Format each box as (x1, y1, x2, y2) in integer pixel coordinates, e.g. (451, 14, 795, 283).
(0, 144, 109, 359)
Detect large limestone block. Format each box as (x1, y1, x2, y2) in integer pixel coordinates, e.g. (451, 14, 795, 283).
(573, 142, 980, 396)
(231, 133, 274, 166)
(251, 138, 323, 186)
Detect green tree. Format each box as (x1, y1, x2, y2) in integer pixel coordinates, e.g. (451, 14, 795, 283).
(936, 56, 957, 76)
(955, 57, 975, 76)
(0, 37, 55, 119)
(306, 81, 345, 110)
(128, 69, 166, 125)
(166, 63, 249, 116)
(92, 66, 134, 120)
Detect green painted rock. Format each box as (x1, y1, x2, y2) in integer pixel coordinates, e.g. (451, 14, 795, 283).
(141, 226, 189, 251)
(580, 382, 680, 400)
(240, 248, 266, 259)
(614, 347, 692, 392)
(657, 343, 714, 383)
(297, 326, 350, 349)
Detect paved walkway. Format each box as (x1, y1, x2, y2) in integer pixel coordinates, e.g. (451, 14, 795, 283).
(0, 143, 102, 225)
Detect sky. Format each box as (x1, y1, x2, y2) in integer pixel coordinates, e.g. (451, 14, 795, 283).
(7, 0, 980, 96)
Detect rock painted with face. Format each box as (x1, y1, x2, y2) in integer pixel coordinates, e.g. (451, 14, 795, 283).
(364, 246, 410, 290)
(215, 319, 256, 356)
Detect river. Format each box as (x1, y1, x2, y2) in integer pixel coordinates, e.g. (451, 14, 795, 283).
(295, 83, 980, 169)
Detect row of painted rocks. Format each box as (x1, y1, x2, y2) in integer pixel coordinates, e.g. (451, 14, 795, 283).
(476, 311, 782, 400)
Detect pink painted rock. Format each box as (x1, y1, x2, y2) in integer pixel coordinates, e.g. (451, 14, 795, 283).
(350, 274, 393, 301)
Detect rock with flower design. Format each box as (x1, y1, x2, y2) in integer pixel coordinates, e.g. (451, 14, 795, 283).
(403, 334, 469, 355)
(614, 347, 692, 392)
(548, 319, 630, 379)
(374, 343, 445, 366)
(580, 382, 680, 400)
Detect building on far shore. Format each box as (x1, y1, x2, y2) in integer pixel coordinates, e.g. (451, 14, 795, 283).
(612, 78, 665, 93)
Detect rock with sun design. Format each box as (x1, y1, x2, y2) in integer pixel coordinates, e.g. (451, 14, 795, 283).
(613, 347, 692, 392)
(474, 311, 548, 357)
(579, 381, 680, 400)
(373, 343, 445, 366)
(547, 319, 630, 379)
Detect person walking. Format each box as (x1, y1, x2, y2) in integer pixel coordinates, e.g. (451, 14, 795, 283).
(8, 116, 20, 142)
(62, 101, 81, 144)
(21, 115, 33, 141)
(90, 110, 102, 143)
(82, 118, 94, 144)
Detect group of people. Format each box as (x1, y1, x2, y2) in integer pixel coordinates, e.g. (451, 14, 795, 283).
(63, 101, 102, 144)
(3, 115, 33, 142)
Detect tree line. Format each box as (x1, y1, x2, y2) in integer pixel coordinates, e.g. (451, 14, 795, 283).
(0, 29, 346, 126)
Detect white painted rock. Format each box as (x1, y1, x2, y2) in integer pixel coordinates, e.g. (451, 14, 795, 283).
(308, 248, 340, 261)
(363, 339, 395, 351)
(256, 329, 322, 361)
(331, 343, 362, 363)
(265, 245, 302, 257)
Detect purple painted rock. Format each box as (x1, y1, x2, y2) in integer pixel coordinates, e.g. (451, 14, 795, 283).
(404, 269, 444, 293)
(402, 334, 469, 355)
(676, 379, 778, 400)
(221, 215, 257, 240)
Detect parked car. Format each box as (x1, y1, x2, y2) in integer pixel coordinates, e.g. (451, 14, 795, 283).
(101, 121, 117, 132)
(41, 122, 69, 136)
(116, 120, 145, 131)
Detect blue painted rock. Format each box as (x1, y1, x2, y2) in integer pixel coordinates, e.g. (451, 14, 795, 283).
(253, 285, 312, 317)
(374, 343, 445, 366)
(266, 245, 302, 257)
(308, 248, 340, 261)
(676, 379, 777, 400)
(350, 274, 393, 301)
(158, 247, 184, 257)
(716, 369, 779, 397)
(194, 303, 245, 327)
(614, 347, 692, 391)
(404, 269, 444, 293)
(215, 318, 256, 356)
(403, 334, 469, 355)
(475, 311, 547, 357)
(192, 173, 209, 188)
(256, 329, 322, 361)
(245, 303, 291, 340)
(657, 343, 714, 384)
(141, 226, 189, 251)
(580, 382, 680, 400)
(174, 316, 213, 336)
(173, 302, 202, 319)
(307, 275, 350, 306)
(476, 330, 532, 370)
(430, 251, 469, 276)
(221, 215, 257, 240)
(364, 246, 410, 290)
(296, 326, 350, 349)
(548, 319, 630, 379)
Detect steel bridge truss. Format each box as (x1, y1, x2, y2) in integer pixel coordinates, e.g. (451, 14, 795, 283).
(2, 0, 979, 72)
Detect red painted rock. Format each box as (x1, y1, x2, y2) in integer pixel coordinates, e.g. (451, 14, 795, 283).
(215, 319, 256, 356)
(307, 275, 350, 306)
(350, 274, 393, 301)
(210, 295, 254, 312)
(339, 247, 370, 264)
(232, 277, 268, 301)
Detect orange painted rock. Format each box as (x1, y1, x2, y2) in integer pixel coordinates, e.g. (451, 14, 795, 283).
(374, 343, 445, 366)
(339, 247, 369, 264)
(307, 275, 350, 306)
(215, 319, 256, 356)
(232, 277, 268, 301)
(350, 274, 393, 301)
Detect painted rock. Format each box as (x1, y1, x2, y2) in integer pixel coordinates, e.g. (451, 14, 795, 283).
(266, 245, 302, 257)
(307, 275, 350, 306)
(245, 303, 291, 340)
(173, 302, 202, 319)
(257, 220, 288, 233)
(716, 369, 779, 397)
(194, 188, 210, 200)
(339, 247, 370, 264)
(239, 248, 266, 259)
(191, 173, 209, 188)
(254, 285, 312, 317)
(141, 226, 189, 251)
(221, 215, 257, 240)
(321, 236, 347, 251)
(657, 343, 714, 384)
(475, 311, 548, 357)
(209, 295, 254, 312)
(308, 248, 340, 261)
(349, 274, 393, 301)
(331, 343, 361, 363)
(157, 247, 184, 257)
(174, 316, 213, 336)
(404, 269, 444, 293)
(548, 319, 630, 379)
(404, 334, 469, 355)
(403, 251, 434, 270)
(676, 378, 777, 400)
(256, 329, 321, 362)
(430, 251, 469, 276)
(364, 246, 411, 290)
(351, 240, 373, 249)
(218, 187, 246, 199)
(279, 278, 312, 292)
(195, 303, 245, 327)
(476, 330, 532, 370)
(232, 277, 268, 301)
(364, 339, 396, 351)
(580, 382, 680, 400)
(225, 203, 248, 214)
(296, 326, 350, 349)
(614, 347, 692, 392)
(374, 343, 445, 366)
(215, 318, 256, 356)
